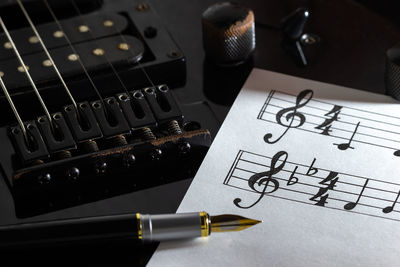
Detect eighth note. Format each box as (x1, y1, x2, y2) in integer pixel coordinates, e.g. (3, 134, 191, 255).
(334, 122, 360, 150)
(382, 190, 400, 213)
(344, 179, 369, 210)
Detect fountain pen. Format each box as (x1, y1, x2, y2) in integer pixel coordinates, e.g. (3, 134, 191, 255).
(0, 212, 261, 247)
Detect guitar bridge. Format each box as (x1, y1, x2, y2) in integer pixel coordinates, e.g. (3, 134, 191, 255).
(3, 85, 211, 217)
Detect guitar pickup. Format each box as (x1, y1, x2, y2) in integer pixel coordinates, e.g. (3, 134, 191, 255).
(0, 36, 145, 93)
(9, 121, 49, 163)
(0, 13, 128, 61)
(62, 102, 102, 142)
(116, 91, 157, 130)
(143, 85, 183, 125)
(91, 97, 131, 138)
(36, 113, 76, 153)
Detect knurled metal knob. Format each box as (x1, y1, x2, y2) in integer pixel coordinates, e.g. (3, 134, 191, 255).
(385, 44, 400, 100)
(202, 2, 255, 66)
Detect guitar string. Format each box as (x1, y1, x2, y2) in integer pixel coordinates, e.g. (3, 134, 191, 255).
(5, 2, 399, 219)
(44, 0, 155, 110)
(42, 0, 106, 109)
(0, 2, 157, 146)
(66, 0, 131, 96)
(16, 0, 79, 113)
(68, 0, 156, 90)
(0, 17, 53, 126)
(2, 2, 157, 139)
(0, 76, 27, 140)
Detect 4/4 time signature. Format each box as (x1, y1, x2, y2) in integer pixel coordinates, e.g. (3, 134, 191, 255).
(258, 90, 400, 156)
(225, 150, 400, 222)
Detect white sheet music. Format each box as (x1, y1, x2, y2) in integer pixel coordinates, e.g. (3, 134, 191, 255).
(148, 69, 400, 267)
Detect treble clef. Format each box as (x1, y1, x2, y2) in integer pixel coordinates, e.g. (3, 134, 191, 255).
(264, 90, 313, 144)
(234, 151, 288, 209)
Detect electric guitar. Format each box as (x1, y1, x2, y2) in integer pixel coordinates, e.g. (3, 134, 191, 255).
(0, 0, 398, 265)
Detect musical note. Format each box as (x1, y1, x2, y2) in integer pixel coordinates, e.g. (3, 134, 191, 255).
(264, 90, 313, 144)
(233, 151, 288, 209)
(344, 179, 369, 210)
(227, 150, 400, 222)
(259, 88, 400, 158)
(334, 122, 360, 150)
(382, 190, 400, 213)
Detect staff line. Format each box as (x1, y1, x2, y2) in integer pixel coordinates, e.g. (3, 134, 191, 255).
(272, 90, 400, 121)
(226, 182, 399, 214)
(262, 108, 400, 143)
(259, 117, 400, 154)
(235, 161, 397, 195)
(226, 184, 400, 213)
(257, 91, 274, 119)
(224, 150, 243, 185)
(224, 183, 400, 222)
(265, 100, 400, 135)
(240, 150, 400, 186)
(231, 170, 396, 204)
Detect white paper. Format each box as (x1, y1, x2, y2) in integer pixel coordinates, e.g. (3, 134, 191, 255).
(148, 69, 400, 267)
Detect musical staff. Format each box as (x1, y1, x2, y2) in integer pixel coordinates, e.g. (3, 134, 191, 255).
(258, 90, 400, 156)
(224, 150, 400, 222)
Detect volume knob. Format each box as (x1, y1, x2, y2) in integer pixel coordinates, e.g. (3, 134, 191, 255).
(202, 2, 255, 66)
(385, 44, 400, 100)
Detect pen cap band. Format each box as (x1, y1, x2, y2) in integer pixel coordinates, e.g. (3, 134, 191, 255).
(140, 212, 206, 242)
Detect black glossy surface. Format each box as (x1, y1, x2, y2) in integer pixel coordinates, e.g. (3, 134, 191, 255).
(1, 0, 399, 265)
(0, 213, 139, 248)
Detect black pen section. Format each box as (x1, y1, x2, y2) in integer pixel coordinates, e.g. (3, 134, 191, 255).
(0, 213, 139, 249)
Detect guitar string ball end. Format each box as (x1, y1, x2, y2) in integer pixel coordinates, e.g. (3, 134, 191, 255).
(202, 2, 255, 66)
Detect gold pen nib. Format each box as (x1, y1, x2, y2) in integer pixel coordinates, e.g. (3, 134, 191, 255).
(210, 214, 262, 233)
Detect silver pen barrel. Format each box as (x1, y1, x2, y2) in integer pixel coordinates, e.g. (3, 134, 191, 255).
(138, 212, 210, 242)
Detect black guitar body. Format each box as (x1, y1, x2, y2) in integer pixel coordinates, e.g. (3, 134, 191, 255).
(0, 0, 218, 264)
(0, 0, 399, 265)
